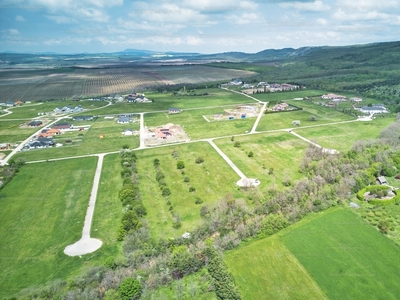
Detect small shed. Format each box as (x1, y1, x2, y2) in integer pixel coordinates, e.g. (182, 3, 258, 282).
(169, 108, 181, 114)
(350, 202, 360, 209)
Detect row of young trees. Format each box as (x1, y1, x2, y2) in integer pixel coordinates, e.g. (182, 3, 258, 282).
(117, 149, 146, 241)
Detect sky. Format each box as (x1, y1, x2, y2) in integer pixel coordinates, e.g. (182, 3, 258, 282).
(0, 0, 399, 54)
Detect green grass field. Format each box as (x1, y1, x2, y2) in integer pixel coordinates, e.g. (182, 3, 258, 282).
(256, 101, 354, 132)
(0, 157, 98, 298)
(91, 153, 124, 258)
(0, 119, 39, 144)
(294, 117, 396, 152)
(214, 132, 308, 192)
(282, 208, 400, 300)
(136, 142, 245, 239)
(88, 88, 257, 115)
(225, 237, 328, 299)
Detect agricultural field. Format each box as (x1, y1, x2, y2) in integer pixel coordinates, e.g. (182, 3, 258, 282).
(225, 237, 327, 300)
(226, 208, 400, 300)
(135, 142, 245, 239)
(213, 132, 308, 193)
(293, 116, 396, 152)
(0, 157, 98, 298)
(0, 65, 256, 102)
(282, 208, 400, 300)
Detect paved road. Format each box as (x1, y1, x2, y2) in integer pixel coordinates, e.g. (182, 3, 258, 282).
(251, 102, 267, 133)
(64, 154, 104, 256)
(0, 116, 68, 166)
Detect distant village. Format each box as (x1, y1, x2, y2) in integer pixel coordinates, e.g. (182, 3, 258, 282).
(221, 79, 300, 93)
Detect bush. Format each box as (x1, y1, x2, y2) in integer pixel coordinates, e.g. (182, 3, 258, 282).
(153, 158, 160, 168)
(189, 187, 196, 192)
(177, 161, 185, 169)
(195, 196, 203, 204)
(234, 141, 241, 148)
(162, 187, 171, 197)
(119, 278, 142, 300)
(248, 151, 253, 157)
(260, 213, 289, 236)
(195, 156, 204, 164)
(184, 176, 190, 182)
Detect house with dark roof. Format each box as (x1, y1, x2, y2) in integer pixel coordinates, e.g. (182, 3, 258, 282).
(28, 120, 43, 127)
(52, 123, 73, 131)
(117, 117, 131, 124)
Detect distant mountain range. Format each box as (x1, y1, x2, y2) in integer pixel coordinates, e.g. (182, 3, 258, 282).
(1, 41, 399, 65)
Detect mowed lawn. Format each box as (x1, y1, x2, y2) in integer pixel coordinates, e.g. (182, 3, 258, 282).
(0, 119, 39, 144)
(91, 153, 124, 258)
(145, 108, 255, 140)
(136, 142, 245, 239)
(214, 132, 308, 192)
(225, 237, 328, 300)
(282, 208, 400, 300)
(0, 157, 97, 298)
(293, 117, 396, 152)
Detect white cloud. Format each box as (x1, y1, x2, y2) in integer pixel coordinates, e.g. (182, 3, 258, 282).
(280, 1, 329, 12)
(3, 29, 21, 35)
(46, 15, 77, 24)
(15, 15, 26, 22)
(316, 18, 327, 25)
(226, 12, 264, 24)
(77, 8, 109, 22)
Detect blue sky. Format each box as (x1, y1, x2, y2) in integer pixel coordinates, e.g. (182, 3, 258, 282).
(0, 0, 399, 54)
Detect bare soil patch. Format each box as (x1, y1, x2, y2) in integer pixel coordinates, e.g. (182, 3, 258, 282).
(144, 123, 190, 146)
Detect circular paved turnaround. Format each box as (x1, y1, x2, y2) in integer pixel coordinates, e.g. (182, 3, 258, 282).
(64, 238, 102, 256)
(236, 178, 261, 187)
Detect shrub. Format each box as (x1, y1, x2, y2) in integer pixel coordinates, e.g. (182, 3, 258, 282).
(119, 278, 142, 300)
(184, 176, 190, 182)
(177, 161, 185, 169)
(189, 187, 196, 192)
(260, 213, 289, 236)
(195, 196, 203, 205)
(195, 156, 204, 164)
(248, 151, 253, 158)
(162, 187, 171, 197)
(234, 141, 241, 148)
(153, 158, 160, 168)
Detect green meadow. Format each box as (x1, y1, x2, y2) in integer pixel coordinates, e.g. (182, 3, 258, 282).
(226, 208, 400, 300)
(136, 142, 245, 239)
(214, 132, 308, 192)
(282, 208, 400, 300)
(0, 157, 97, 298)
(225, 237, 328, 300)
(293, 116, 396, 152)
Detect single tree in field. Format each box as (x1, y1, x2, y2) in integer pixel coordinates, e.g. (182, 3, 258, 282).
(119, 278, 142, 300)
(177, 161, 185, 169)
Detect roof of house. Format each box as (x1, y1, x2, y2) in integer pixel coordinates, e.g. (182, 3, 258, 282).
(28, 120, 43, 126)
